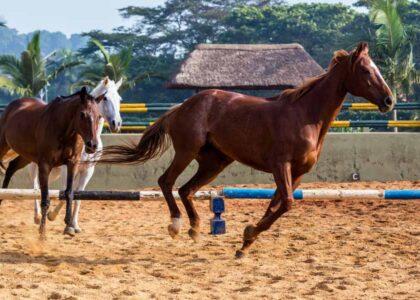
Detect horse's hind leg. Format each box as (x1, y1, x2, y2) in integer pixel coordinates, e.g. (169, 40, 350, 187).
(46, 166, 67, 222)
(70, 166, 95, 233)
(0, 137, 10, 205)
(178, 145, 232, 242)
(0, 156, 30, 203)
(158, 152, 196, 239)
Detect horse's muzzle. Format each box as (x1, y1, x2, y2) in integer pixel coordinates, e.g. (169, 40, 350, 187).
(109, 120, 122, 133)
(85, 141, 98, 154)
(379, 96, 394, 113)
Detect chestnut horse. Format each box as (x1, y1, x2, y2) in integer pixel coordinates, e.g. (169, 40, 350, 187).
(99, 43, 394, 257)
(0, 87, 103, 238)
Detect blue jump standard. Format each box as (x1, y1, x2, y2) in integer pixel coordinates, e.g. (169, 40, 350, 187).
(222, 188, 420, 200)
(210, 196, 226, 235)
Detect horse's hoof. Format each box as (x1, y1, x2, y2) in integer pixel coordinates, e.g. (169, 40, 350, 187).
(63, 226, 76, 237)
(47, 211, 57, 221)
(34, 215, 41, 225)
(188, 228, 200, 243)
(74, 228, 82, 234)
(235, 250, 246, 259)
(167, 225, 179, 239)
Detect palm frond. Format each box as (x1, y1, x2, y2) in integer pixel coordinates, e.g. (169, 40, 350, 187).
(89, 38, 111, 63)
(104, 63, 118, 81)
(0, 55, 22, 79)
(370, 0, 406, 56)
(0, 76, 31, 96)
(116, 48, 132, 71)
(47, 60, 84, 82)
(27, 32, 42, 64)
(19, 50, 36, 88)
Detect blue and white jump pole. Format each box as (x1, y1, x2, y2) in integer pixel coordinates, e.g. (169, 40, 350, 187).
(222, 188, 420, 200)
(208, 188, 420, 234)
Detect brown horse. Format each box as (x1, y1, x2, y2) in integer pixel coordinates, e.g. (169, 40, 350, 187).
(0, 87, 103, 238)
(99, 43, 394, 257)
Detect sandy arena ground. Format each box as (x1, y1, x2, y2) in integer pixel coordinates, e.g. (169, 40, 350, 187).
(0, 181, 419, 299)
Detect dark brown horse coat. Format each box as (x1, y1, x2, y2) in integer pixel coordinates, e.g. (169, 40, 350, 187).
(99, 43, 394, 257)
(0, 87, 102, 238)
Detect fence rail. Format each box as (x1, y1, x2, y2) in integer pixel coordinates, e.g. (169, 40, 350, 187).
(1, 102, 419, 112)
(107, 120, 420, 130)
(1, 101, 418, 131)
(342, 102, 420, 110)
(331, 120, 420, 128)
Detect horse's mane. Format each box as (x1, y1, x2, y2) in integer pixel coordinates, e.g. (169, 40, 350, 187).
(48, 90, 82, 105)
(49, 88, 95, 107)
(279, 49, 351, 103)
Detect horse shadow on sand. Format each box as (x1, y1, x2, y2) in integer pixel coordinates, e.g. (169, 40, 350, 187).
(0, 250, 133, 267)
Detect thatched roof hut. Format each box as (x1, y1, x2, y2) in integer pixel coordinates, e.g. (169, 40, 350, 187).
(167, 44, 324, 90)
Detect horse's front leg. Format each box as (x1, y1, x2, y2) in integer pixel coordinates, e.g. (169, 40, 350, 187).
(63, 162, 77, 236)
(236, 162, 294, 258)
(38, 161, 51, 240)
(46, 166, 67, 221)
(72, 166, 95, 233)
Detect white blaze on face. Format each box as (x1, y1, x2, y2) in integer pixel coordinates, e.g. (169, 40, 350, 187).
(369, 59, 391, 93)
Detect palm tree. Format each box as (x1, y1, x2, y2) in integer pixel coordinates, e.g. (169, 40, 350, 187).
(369, 0, 420, 131)
(0, 31, 83, 99)
(75, 38, 161, 92)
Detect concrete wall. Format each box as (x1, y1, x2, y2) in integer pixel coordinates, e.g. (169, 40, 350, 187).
(5, 133, 420, 189)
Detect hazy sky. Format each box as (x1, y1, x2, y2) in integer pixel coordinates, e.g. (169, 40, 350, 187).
(1, 0, 358, 36)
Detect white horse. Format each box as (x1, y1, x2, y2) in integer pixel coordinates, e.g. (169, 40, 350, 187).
(31, 77, 123, 233)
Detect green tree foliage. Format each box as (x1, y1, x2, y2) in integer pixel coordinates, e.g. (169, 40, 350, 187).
(83, 1, 376, 102)
(75, 38, 162, 92)
(369, 0, 420, 99)
(1, 0, 417, 113)
(219, 3, 372, 66)
(0, 32, 83, 98)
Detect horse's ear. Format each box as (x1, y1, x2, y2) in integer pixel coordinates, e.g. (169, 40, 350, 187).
(115, 77, 123, 90)
(103, 76, 109, 86)
(95, 92, 106, 103)
(80, 86, 88, 102)
(354, 42, 369, 57)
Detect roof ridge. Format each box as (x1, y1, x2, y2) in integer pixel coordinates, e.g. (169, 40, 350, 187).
(196, 44, 303, 51)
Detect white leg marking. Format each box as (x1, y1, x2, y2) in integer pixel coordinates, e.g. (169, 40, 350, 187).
(29, 163, 42, 224)
(71, 165, 95, 232)
(171, 218, 182, 232)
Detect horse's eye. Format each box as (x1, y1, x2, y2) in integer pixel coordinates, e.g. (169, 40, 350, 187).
(363, 69, 371, 75)
(80, 111, 87, 119)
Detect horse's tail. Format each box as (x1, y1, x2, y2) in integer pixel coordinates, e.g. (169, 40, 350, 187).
(98, 104, 180, 165)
